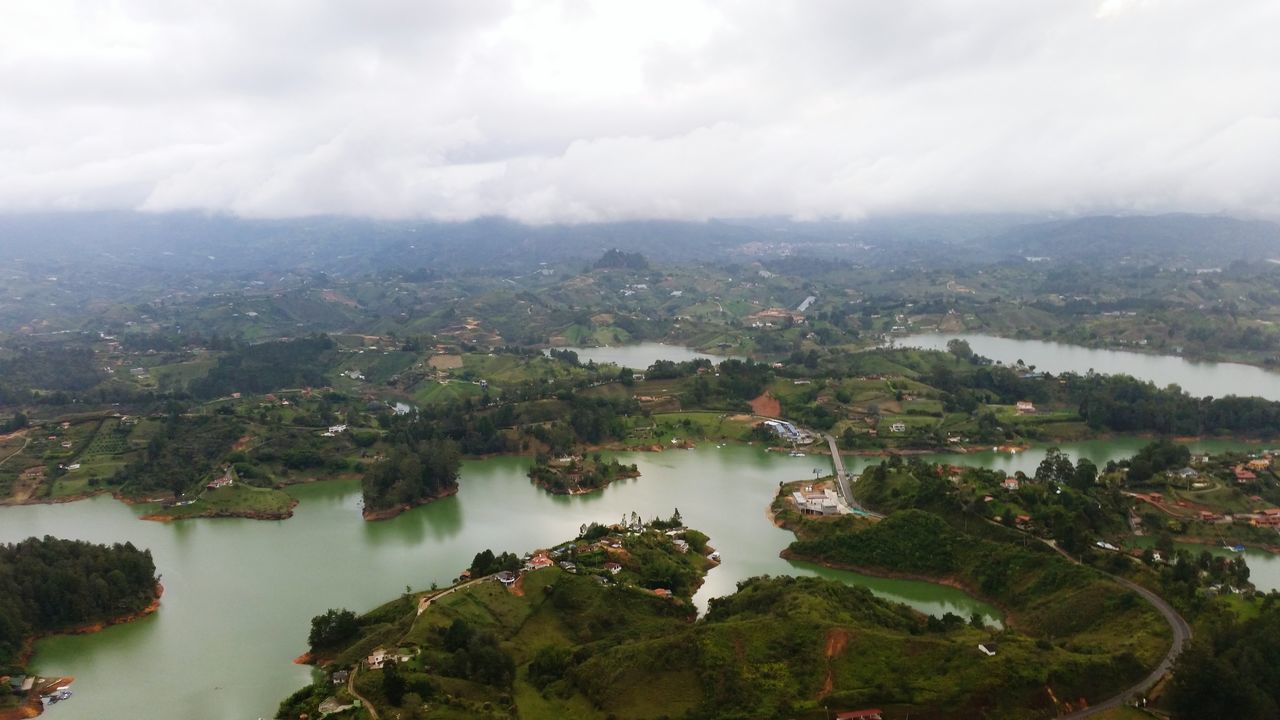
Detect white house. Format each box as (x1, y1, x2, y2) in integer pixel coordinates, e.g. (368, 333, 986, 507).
(889, 422, 907, 433)
(791, 487, 841, 516)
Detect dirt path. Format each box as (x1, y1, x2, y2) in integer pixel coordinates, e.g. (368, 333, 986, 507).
(347, 666, 379, 720)
(0, 430, 30, 469)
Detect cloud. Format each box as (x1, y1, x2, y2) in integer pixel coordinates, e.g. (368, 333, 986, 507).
(0, 0, 1277, 221)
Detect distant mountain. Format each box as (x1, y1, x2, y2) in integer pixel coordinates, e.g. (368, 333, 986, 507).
(981, 214, 1280, 267)
(1, 211, 1272, 278)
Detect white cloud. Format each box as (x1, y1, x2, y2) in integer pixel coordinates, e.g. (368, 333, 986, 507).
(0, 0, 1277, 221)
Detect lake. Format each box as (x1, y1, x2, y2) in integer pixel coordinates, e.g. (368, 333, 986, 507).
(554, 342, 729, 369)
(895, 333, 1280, 401)
(2, 439, 1273, 718)
(0, 446, 992, 720)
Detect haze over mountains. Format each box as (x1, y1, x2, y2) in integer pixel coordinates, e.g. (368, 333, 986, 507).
(2, 212, 1277, 276)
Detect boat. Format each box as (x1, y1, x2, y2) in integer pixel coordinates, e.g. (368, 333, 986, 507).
(789, 451, 805, 457)
(1225, 544, 1246, 553)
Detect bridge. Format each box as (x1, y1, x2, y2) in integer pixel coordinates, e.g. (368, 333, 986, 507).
(822, 433, 879, 517)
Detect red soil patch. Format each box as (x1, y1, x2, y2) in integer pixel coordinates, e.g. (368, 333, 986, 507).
(819, 628, 852, 698)
(749, 392, 781, 418)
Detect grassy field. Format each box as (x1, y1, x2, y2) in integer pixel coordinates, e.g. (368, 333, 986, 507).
(147, 482, 295, 519)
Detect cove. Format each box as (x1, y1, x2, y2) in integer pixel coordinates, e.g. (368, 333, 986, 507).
(554, 342, 729, 369)
(0, 445, 991, 720)
(895, 333, 1280, 401)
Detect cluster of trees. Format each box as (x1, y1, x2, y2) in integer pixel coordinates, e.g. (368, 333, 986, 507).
(361, 438, 461, 513)
(306, 608, 360, 652)
(115, 415, 244, 496)
(438, 619, 515, 687)
(528, 454, 639, 494)
(189, 335, 336, 399)
(467, 549, 520, 577)
(0, 412, 27, 433)
(1069, 374, 1280, 436)
(1112, 438, 1192, 482)
(0, 537, 158, 669)
(1168, 594, 1280, 719)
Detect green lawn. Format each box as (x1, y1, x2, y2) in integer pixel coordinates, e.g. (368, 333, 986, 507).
(151, 483, 295, 519)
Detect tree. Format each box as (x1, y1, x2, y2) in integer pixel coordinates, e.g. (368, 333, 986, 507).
(946, 338, 974, 361)
(1070, 458, 1098, 492)
(308, 608, 360, 651)
(382, 661, 407, 706)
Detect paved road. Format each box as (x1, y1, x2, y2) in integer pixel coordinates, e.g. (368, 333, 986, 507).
(1020, 534, 1192, 718)
(1059, 573, 1191, 718)
(821, 433, 881, 517)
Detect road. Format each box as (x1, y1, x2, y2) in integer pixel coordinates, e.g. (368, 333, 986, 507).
(821, 433, 880, 517)
(346, 665, 379, 720)
(1059, 573, 1191, 718)
(1017, 533, 1192, 718)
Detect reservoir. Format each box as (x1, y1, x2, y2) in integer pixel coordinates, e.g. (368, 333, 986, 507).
(895, 333, 1280, 401)
(555, 342, 728, 369)
(0, 439, 1270, 719)
(0, 445, 990, 720)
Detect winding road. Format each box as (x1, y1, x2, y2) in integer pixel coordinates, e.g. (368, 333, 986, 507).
(1060, 573, 1191, 718)
(1008, 531, 1192, 717)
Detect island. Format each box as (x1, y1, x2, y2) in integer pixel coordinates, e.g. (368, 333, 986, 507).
(0, 537, 160, 718)
(527, 452, 640, 494)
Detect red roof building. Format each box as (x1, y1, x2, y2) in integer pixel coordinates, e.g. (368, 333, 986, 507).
(836, 711, 884, 720)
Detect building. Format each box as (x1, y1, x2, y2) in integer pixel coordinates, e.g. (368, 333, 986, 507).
(762, 419, 808, 443)
(1002, 477, 1020, 491)
(366, 649, 389, 670)
(206, 467, 234, 490)
(496, 570, 517, 587)
(791, 487, 841, 515)
(889, 422, 907, 433)
(328, 424, 348, 434)
(604, 562, 622, 574)
(1234, 466, 1258, 482)
(672, 539, 690, 554)
(330, 670, 350, 685)
(524, 552, 554, 571)
(1015, 401, 1036, 414)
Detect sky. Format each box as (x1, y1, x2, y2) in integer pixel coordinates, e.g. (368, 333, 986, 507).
(0, 0, 1277, 223)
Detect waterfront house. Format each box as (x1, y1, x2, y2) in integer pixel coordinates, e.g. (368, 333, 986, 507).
(791, 487, 840, 516)
(1002, 477, 1020, 491)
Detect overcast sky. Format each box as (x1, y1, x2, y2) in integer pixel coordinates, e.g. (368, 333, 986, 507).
(1, 1, 1277, 223)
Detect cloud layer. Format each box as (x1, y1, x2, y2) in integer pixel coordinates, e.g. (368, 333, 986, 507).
(1, 0, 1277, 222)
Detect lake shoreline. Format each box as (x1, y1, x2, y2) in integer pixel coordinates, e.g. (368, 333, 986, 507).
(361, 484, 460, 521)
